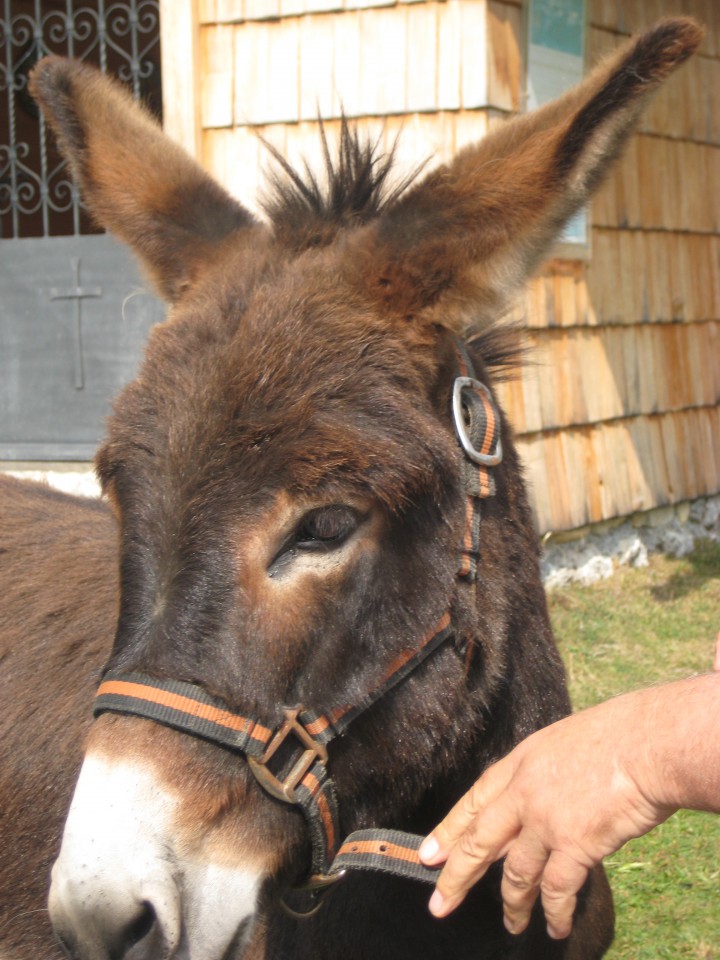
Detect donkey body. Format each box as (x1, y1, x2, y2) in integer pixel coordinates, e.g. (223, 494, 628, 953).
(0, 476, 117, 957)
(0, 18, 701, 960)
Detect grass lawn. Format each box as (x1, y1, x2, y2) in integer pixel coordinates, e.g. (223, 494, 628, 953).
(548, 539, 720, 960)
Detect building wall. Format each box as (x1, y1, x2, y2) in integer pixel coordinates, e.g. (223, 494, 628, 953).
(513, 0, 720, 533)
(191, 0, 720, 534)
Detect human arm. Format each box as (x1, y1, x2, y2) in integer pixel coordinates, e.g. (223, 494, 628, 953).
(419, 673, 720, 939)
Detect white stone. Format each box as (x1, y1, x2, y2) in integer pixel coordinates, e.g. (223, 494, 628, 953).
(659, 524, 695, 559)
(702, 496, 720, 532)
(541, 494, 720, 589)
(617, 535, 648, 569)
(575, 554, 614, 587)
(688, 498, 707, 524)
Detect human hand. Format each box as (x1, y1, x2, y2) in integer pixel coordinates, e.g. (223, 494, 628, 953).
(419, 693, 676, 939)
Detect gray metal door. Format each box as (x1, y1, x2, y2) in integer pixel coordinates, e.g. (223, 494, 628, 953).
(0, 1, 164, 460)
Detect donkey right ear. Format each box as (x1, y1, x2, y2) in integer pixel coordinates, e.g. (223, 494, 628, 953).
(351, 17, 702, 334)
(29, 57, 258, 303)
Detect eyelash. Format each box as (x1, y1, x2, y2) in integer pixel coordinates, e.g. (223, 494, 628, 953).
(294, 505, 362, 551)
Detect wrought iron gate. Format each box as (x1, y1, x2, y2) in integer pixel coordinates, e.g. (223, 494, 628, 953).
(0, 1, 164, 460)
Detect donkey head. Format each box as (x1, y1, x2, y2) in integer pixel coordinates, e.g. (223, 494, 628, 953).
(31, 18, 701, 960)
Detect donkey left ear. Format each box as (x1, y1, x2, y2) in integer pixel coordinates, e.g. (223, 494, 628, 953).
(29, 57, 259, 303)
(352, 17, 703, 332)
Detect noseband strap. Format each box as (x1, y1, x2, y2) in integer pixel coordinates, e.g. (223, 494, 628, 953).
(95, 611, 454, 884)
(94, 339, 502, 896)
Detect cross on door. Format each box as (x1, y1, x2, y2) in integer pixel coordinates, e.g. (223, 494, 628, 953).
(49, 257, 103, 390)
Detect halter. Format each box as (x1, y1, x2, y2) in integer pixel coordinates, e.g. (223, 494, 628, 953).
(93, 339, 502, 904)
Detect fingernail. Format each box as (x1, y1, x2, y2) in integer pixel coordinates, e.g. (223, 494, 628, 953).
(428, 890, 446, 916)
(419, 835, 440, 863)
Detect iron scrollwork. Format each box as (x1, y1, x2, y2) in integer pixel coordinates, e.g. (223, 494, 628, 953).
(0, 1, 160, 238)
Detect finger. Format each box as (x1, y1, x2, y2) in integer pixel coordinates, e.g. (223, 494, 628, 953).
(428, 799, 520, 917)
(499, 830, 550, 935)
(539, 851, 591, 940)
(420, 759, 514, 865)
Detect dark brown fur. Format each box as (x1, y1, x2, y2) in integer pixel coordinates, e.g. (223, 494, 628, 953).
(0, 477, 117, 956)
(0, 18, 703, 960)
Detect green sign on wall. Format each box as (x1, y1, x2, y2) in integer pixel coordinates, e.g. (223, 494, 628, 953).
(530, 0, 585, 58)
(527, 0, 587, 248)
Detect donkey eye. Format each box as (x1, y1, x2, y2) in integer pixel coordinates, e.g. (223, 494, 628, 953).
(294, 506, 361, 550)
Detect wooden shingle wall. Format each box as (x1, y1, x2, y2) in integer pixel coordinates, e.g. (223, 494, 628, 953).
(510, 0, 720, 533)
(197, 0, 720, 535)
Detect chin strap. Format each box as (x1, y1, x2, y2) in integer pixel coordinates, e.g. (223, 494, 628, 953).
(93, 339, 503, 900)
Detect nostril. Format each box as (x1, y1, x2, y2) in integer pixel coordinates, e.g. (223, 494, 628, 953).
(109, 902, 162, 960)
(124, 902, 156, 949)
(52, 891, 178, 960)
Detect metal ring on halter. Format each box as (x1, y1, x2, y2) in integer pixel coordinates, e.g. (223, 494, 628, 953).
(279, 870, 347, 919)
(452, 376, 503, 467)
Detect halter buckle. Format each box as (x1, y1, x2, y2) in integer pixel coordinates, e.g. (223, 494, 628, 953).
(248, 706, 328, 804)
(452, 376, 503, 466)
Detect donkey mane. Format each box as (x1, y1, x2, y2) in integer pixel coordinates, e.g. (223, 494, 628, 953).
(261, 117, 426, 250)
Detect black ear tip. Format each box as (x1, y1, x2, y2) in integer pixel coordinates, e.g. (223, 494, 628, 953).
(643, 16, 705, 71)
(662, 15, 705, 48)
(28, 56, 90, 158)
(28, 55, 74, 104)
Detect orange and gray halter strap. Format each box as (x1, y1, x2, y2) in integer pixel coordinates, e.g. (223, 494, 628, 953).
(93, 339, 502, 892)
(95, 613, 454, 886)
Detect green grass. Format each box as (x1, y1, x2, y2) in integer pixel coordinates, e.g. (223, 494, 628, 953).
(548, 539, 720, 960)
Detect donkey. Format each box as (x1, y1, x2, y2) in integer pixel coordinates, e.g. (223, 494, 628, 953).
(0, 17, 701, 960)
